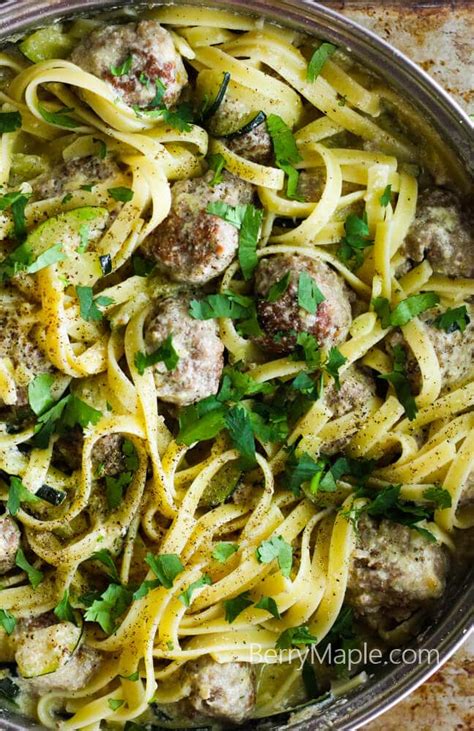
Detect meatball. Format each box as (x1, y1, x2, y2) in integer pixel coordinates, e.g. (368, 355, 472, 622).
(70, 20, 187, 108)
(0, 514, 21, 574)
(141, 170, 254, 284)
(296, 170, 325, 202)
(0, 303, 53, 407)
(55, 431, 127, 477)
(322, 366, 377, 454)
(14, 616, 100, 694)
(225, 120, 273, 165)
(403, 188, 474, 278)
(347, 514, 448, 630)
(178, 656, 256, 725)
(254, 254, 352, 354)
(144, 296, 224, 407)
(32, 155, 121, 201)
(386, 305, 474, 393)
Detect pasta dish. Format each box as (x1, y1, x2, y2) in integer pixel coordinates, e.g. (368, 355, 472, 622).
(0, 4, 472, 729)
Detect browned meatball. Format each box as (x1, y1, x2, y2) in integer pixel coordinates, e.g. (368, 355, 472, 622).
(0, 514, 20, 574)
(386, 305, 474, 393)
(346, 514, 448, 631)
(403, 188, 474, 278)
(254, 254, 352, 354)
(178, 656, 256, 725)
(55, 431, 127, 477)
(296, 170, 325, 202)
(70, 20, 187, 108)
(0, 301, 53, 407)
(144, 296, 224, 407)
(32, 156, 121, 201)
(141, 170, 254, 284)
(225, 120, 273, 165)
(322, 366, 377, 453)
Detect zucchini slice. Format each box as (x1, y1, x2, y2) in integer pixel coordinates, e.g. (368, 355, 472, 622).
(20, 26, 75, 63)
(200, 461, 241, 507)
(16, 621, 83, 679)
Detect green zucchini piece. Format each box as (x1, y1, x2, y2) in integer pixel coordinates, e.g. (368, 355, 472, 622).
(200, 462, 241, 507)
(16, 620, 83, 679)
(220, 111, 267, 140)
(10, 153, 49, 183)
(25, 206, 109, 286)
(36, 484, 66, 506)
(20, 26, 75, 63)
(200, 71, 230, 122)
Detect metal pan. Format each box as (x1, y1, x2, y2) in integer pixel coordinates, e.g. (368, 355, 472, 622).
(0, 2, 472, 729)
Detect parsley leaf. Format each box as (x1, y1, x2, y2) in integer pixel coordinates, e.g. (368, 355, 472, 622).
(26, 243, 66, 273)
(149, 79, 167, 108)
(189, 291, 255, 321)
(105, 473, 132, 510)
(307, 42, 337, 82)
(15, 548, 44, 589)
(380, 184, 392, 207)
(179, 574, 212, 607)
(325, 347, 347, 388)
(0, 608, 16, 635)
(255, 596, 281, 619)
(28, 373, 54, 416)
(224, 591, 253, 623)
(379, 344, 417, 420)
(291, 372, 320, 400)
(373, 292, 440, 328)
(122, 439, 139, 471)
(206, 202, 262, 280)
(108, 699, 125, 711)
(84, 583, 133, 634)
(207, 153, 226, 186)
(61, 395, 102, 429)
(276, 624, 318, 649)
(267, 272, 291, 302)
(77, 224, 89, 253)
(132, 254, 154, 277)
(285, 451, 321, 495)
(54, 590, 76, 624)
(256, 535, 293, 577)
(423, 486, 452, 509)
(224, 405, 256, 467)
(145, 553, 184, 589)
(134, 334, 179, 375)
(297, 271, 325, 314)
(90, 549, 121, 582)
(110, 54, 133, 77)
(266, 113, 302, 200)
(293, 332, 321, 369)
(38, 105, 80, 129)
(7, 475, 40, 516)
(432, 305, 470, 334)
(212, 542, 239, 563)
(337, 212, 373, 269)
(0, 111, 22, 133)
(134, 102, 194, 132)
(76, 285, 114, 322)
(108, 187, 134, 203)
(177, 402, 227, 446)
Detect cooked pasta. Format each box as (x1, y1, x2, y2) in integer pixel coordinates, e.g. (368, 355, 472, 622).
(0, 5, 472, 730)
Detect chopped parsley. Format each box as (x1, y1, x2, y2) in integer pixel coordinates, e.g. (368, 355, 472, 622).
(149, 79, 167, 108)
(0, 608, 16, 635)
(267, 272, 291, 302)
(212, 542, 239, 563)
(207, 153, 226, 186)
(276, 624, 318, 649)
(145, 553, 184, 589)
(307, 42, 337, 82)
(432, 305, 470, 334)
(15, 548, 44, 588)
(54, 590, 76, 624)
(105, 473, 132, 510)
(337, 212, 373, 269)
(379, 344, 417, 420)
(423, 486, 452, 509)
(256, 535, 293, 577)
(110, 55, 133, 77)
(205, 201, 262, 280)
(373, 292, 440, 328)
(38, 105, 80, 128)
(7, 475, 40, 516)
(132, 254, 154, 277)
(224, 404, 256, 467)
(379, 184, 392, 207)
(108, 699, 125, 711)
(30, 393, 102, 449)
(254, 596, 281, 619)
(325, 346, 347, 389)
(0, 111, 22, 133)
(108, 187, 134, 203)
(179, 574, 212, 607)
(189, 291, 255, 321)
(297, 271, 325, 314)
(28, 373, 54, 416)
(133, 102, 194, 132)
(134, 334, 180, 375)
(224, 591, 253, 623)
(76, 285, 114, 322)
(84, 583, 133, 634)
(77, 224, 90, 253)
(266, 113, 302, 200)
(90, 549, 121, 583)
